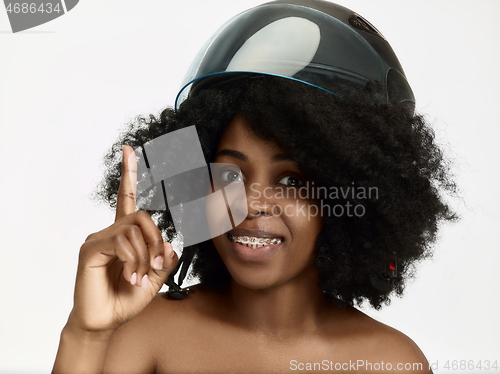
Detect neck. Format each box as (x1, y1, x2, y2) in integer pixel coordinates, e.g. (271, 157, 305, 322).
(227, 268, 330, 337)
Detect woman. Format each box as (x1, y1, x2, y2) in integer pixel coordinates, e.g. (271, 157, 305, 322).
(53, 1, 456, 373)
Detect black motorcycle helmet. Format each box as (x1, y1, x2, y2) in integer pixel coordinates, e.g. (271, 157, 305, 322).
(175, 0, 415, 112)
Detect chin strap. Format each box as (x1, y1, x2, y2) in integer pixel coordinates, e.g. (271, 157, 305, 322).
(165, 249, 196, 300)
(370, 251, 398, 292)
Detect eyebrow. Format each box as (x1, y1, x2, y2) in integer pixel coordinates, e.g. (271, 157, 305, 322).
(215, 149, 296, 163)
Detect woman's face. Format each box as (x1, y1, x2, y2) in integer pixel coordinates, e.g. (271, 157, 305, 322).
(211, 114, 324, 290)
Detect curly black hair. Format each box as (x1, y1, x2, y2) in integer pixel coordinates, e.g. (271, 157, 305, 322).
(95, 75, 457, 309)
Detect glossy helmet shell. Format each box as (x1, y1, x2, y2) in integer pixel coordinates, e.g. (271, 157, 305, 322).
(175, 0, 415, 112)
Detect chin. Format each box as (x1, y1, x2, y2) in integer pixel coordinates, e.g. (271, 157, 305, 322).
(228, 267, 281, 291)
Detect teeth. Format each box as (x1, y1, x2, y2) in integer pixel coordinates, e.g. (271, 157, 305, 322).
(229, 234, 282, 248)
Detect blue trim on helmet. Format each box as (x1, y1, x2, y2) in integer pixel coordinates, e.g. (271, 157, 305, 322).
(174, 71, 344, 111)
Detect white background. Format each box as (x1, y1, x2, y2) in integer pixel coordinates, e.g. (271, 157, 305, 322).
(0, 1, 499, 373)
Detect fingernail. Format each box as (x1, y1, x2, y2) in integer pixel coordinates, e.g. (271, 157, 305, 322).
(130, 272, 137, 285)
(164, 242, 175, 258)
(141, 274, 148, 290)
(153, 255, 163, 270)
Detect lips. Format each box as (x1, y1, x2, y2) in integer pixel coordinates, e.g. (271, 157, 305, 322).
(229, 234, 282, 248)
(226, 228, 284, 262)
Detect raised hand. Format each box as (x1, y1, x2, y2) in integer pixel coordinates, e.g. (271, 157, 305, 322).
(69, 145, 178, 332)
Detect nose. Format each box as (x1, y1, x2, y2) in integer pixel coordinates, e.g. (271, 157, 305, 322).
(245, 182, 276, 218)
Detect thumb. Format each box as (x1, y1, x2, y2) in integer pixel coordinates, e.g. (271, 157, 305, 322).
(148, 242, 178, 291)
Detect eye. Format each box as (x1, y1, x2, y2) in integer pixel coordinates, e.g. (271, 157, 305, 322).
(279, 175, 303, 187)
(220, 169, 243, 183)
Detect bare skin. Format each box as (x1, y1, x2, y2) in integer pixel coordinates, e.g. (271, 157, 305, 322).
(54, 115, 432, 373)
(53, 145, 179, 373)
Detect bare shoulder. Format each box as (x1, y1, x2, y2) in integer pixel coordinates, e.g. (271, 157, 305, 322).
(342, 308, 432, 373)
(104, 286, 217, 372)
(109, 285, 218, 340)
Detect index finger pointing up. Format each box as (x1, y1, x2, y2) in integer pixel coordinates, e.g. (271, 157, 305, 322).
(115, 145, 137, 221)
